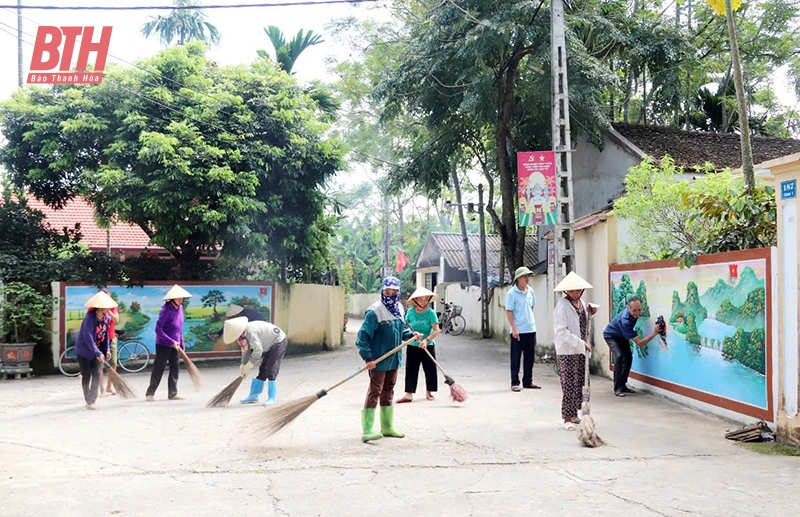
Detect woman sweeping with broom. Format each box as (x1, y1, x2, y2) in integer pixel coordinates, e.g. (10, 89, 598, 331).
(223, 316, 288, 406)
(397, 287, 440, 403)
(356, 276, 418, 442)
(146, 285, 193, 402)
(74, 291, 117, 410)
(553, 272, 597, 431)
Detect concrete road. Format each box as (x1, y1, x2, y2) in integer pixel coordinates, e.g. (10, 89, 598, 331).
(1, 320, 798, 516)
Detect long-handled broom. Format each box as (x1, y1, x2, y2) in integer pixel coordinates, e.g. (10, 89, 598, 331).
(402, 320, 467, 402)
(577, 351, 604, 447)
(245, 336, 418, 438)
(174, 344, 203, 390)
(102, 361, 136, 399)
(207, 373, 246, 408)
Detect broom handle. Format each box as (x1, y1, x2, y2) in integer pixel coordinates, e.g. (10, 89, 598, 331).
(323, 336, 417, 393)
(174, 344, 193, 364)
(583, 311, 594, 391)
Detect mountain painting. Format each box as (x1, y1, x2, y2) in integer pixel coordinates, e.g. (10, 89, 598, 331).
(609, 253, 772, 417)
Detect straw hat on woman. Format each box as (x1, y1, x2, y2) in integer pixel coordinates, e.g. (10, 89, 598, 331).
(553, 272, 597, 430)
(146, 285, 192, 401)
(75, 291, 118, 409)
(397, 287, 441, 404)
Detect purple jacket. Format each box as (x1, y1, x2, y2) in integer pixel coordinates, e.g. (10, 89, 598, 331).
(155, 302, 185, 350)
(75, 311, 109, 359)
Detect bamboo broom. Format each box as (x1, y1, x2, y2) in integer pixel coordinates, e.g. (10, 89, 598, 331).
(102, 361, 136, 399)
(174, 344, 203, 390)
(245, 336, 418, 438)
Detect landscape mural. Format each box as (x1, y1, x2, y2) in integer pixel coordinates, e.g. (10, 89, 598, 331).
(609, 255, 770, 412)
(63, 283, 274, 356)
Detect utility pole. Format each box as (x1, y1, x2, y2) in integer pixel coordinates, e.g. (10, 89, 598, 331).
(451, 163, 474, 286)
(551, 0, 575, 291)
(479, 184, 489, 338)
(17, 0, 23, 87)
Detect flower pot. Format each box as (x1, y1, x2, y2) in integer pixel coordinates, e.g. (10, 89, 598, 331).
(0, 342, 35, 378)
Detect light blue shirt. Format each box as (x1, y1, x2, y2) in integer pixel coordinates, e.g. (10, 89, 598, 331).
(505, 285, 537, 334)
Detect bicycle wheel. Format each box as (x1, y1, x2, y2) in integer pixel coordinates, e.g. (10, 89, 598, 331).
(441, 317, 452, 334)
(449, 315, 466, 336)
(58, 347, 80, 377)
(118, 341, 150, 373)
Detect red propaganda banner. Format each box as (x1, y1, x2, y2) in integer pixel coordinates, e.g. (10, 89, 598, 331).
(517, 151, 557, 226)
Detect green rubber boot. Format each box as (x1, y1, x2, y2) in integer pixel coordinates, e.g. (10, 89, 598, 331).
(379, 405, 405, 438)
(361, 408, 382, 442)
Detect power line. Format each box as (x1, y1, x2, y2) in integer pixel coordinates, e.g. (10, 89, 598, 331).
(0, 0, 380, 10)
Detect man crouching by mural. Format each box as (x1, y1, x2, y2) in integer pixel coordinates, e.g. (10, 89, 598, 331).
(602, 296, 665, 397)
(223, 317, 288, 406)
(356, 277, 418, 442)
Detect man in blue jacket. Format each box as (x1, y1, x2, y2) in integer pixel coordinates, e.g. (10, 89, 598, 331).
(356, 276, 417, 442)
(603, 296, 663, 397)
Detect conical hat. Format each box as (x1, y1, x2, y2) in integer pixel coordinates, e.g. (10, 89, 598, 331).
(408, 287, 439, 302)
(84, 291, 118, 309)
(223, 316, 249, 344)
(225, 304, 244, 317)
(554, 272, 593, 292)
(163, 284, 193, 300)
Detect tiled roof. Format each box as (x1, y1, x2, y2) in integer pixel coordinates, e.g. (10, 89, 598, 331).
(611, 123, 800, 170)
(23, 196, 164, 253)
(428, 232, 539, 271)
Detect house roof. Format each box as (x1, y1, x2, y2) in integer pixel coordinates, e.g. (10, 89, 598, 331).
(543, 205, 614, 241)
(418, 232, 539, 272)
(24, 196, 166, 254)
(610, 123, 800, 170)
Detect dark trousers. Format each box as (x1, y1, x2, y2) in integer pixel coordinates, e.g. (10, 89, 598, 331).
(146, 345, 179, 398)
(364, 369, 398, 408)
(510, 332, 537, 387)
(606, 336, 633, 394)
(255, 338, 288, 381)
(404, 345, 438, 393)
(77, 355, 101, 405)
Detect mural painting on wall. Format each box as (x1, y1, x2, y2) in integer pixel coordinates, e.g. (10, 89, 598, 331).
(610, 255, 769, 413)
(63, 283, 274, 355)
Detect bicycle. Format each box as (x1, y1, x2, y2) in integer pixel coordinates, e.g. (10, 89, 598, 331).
(58, 335, 151, 376)
(439, 302, 466, 336)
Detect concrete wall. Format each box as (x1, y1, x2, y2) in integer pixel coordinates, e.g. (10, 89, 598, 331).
(572, 135, 640, 220)
(279, 283, 345, 353)
(769, 155, 800, 444)
(345, 293, 380, 318)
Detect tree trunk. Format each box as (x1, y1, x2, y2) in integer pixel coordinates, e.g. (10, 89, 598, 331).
(451, 162, 474, 287)
(496, 51, 523, 275)
(638, 68, 648, 124)
(724, 0, 755, 192)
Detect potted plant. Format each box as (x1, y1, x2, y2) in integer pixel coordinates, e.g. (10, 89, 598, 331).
(0, 282, 55, 377)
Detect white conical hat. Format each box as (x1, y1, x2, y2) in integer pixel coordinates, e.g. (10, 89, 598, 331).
(163, 284, 193, 300)
(225, 304, 244, 317)
(223, 316, 249, 344)
(84, 291, 118, 309)
(554, 272, 594, 292)
(408, 287, 439, 302)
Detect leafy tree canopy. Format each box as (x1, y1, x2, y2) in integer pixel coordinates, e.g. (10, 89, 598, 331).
(0, 43, 345, 280)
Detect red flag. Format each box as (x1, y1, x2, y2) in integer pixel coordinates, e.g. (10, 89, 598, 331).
(396, 250, 410, 273)
(729, 264, 738, 279)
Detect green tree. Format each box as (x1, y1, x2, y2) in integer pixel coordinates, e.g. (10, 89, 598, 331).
(685, 311, 701, 346)
(201, 289, 226, 315)
(636, 281, 651, 319)
(0, 43, 344, 279)
(257, 26, 323, 74)
(141, 0, 221, 46)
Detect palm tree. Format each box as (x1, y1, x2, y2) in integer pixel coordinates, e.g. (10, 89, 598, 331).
(257, 26, 323, 74)
(141, 0, 221, 47)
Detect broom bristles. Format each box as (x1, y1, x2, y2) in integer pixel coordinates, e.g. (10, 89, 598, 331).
(185, 360, 204, 391)
(449, 383, 468, 403)
(246, 393, 320, 438)
(578, 415, 604, 447)
(107, 368, 136, 399)
(206, 376, 243, 407)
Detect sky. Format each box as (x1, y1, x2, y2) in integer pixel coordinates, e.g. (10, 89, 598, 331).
(0, 0, 390, 101)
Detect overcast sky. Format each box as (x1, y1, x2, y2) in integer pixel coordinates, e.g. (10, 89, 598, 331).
(0, 0, 390, 100)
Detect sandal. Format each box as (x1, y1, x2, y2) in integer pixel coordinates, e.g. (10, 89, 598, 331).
(396, 396, 413, 404)
(426, 392, 435, 401)
(511, 385, 521, 392)
(615, 392, 627, 397)
(523, 384, 542, 389)
(571, 417, 581, 424)
(561, 422, 576, 431)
